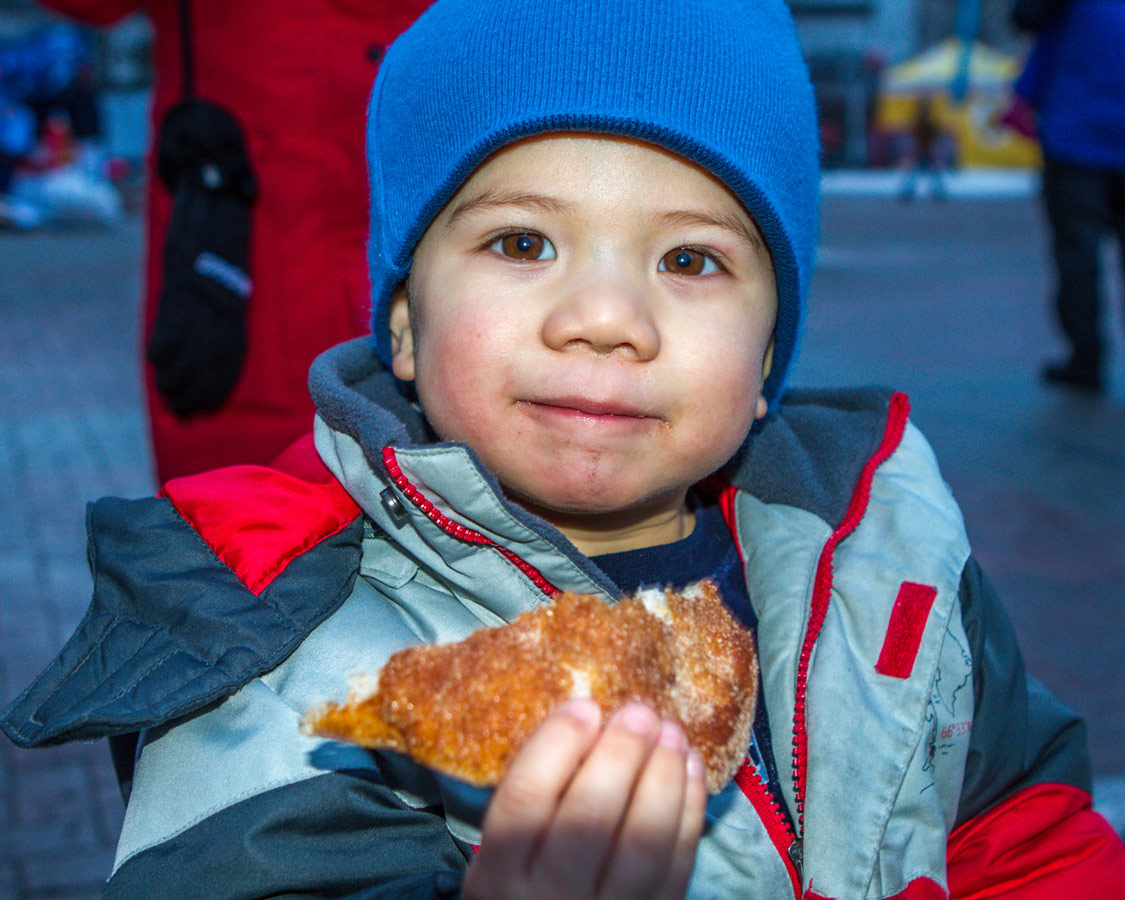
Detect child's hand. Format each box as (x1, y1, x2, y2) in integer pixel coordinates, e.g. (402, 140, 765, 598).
(462, 699, 707, 900)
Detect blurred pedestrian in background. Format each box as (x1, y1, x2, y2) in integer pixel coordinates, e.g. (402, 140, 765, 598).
(1012, 0, 1125, 395)
(897, 91, 952, 201)
(41, 0, 431, 482)
(0, 23, 119, 229)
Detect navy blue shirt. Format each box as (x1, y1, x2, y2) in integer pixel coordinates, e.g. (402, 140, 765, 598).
(592, 493, 755, 633)
(592, 493, 792, 828)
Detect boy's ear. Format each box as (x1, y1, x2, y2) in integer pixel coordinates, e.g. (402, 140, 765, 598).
(388, 286, 416, 381)
(755, 336, 775, 421)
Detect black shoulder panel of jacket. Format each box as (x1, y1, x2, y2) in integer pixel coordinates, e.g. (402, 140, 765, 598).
(954, 555, 1092, 827)
(103, 770, 468, 900)
(0, 495, 364, 749)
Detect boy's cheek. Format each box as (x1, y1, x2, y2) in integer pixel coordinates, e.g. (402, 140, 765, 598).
(414, 340, 500, 442)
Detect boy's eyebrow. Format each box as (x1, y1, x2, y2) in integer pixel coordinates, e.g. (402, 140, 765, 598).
(655, 210, 768, 254)
(443, 190, 768, 255)
(443, 190, 572, 226)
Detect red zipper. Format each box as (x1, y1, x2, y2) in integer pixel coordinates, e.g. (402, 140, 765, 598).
(790, 393, 911, 832)
(381, 446, 559, 597)
(735, 759, 803, 899)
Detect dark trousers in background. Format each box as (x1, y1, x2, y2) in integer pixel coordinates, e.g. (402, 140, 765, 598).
(0, 154, 14, 193)
(1042, 158, 1125, 376)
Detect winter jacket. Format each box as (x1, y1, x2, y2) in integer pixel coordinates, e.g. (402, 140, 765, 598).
(40, 0, 430, 481)
(3, 338, 1124, 899)
(1013, 0, 1125, 169)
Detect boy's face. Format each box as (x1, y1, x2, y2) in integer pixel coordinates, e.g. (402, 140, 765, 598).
(390, 134, 776, 551)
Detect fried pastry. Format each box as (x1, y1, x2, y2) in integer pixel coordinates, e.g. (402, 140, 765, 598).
(300, 578, 758, 793)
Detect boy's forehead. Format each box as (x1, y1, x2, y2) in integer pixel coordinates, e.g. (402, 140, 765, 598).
(453, 133, 729, 194)
(434, 133, 767, 249)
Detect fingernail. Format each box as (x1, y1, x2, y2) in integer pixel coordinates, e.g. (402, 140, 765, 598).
(687, 749, 705, 780)
(614, 702, 658, 736)
(559, 698, 601, 727)
(658, 719, 686, 751)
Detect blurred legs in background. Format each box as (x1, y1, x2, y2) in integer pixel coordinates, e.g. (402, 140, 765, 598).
(1041, 158, 1125, 394)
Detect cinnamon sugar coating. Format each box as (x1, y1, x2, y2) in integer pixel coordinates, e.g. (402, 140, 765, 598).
(301, 579, 758, 793)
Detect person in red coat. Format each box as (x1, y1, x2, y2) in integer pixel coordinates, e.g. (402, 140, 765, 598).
(41, 0, 430, 481)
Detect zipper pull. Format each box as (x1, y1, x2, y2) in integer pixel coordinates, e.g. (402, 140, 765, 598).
(787, 838, 804, 882)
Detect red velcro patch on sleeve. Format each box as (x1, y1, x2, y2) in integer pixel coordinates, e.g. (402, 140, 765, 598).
(875, 581, 938, 679)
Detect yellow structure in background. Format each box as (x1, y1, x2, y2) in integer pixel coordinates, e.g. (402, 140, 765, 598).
(875, 38, 1041, 169)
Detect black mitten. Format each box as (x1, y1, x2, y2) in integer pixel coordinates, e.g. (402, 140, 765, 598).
(148, 98, 257, 417)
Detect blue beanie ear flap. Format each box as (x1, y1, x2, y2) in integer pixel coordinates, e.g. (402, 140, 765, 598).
(367, 0, 819, 409)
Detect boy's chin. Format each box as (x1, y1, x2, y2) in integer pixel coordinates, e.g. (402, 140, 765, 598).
(500, 479, 702, 555)
(501, 483, 690, 526)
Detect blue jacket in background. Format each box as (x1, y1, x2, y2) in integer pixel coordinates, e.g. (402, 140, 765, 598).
(1015, 0, 1125, 169)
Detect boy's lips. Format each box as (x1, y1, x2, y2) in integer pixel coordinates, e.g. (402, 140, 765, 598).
(518, 396, 662, 429)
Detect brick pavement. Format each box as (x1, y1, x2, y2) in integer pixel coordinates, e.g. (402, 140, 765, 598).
(1, 194, 1123, 898)
(1, 220, 150, 900)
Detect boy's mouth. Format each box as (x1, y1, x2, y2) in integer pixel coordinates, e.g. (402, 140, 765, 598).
(518, 397, 661, 428)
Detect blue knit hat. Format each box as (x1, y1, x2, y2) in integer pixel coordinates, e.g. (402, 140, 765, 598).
(367, 0, 819, 408)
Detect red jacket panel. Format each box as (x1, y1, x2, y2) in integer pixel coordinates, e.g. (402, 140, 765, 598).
(160, 433, 360, 595)
(947, 782, 1125, 899)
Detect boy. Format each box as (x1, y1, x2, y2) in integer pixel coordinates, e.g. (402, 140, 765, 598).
(4, 1, 1125, 897)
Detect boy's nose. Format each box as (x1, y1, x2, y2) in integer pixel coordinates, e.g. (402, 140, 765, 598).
(541, 275, 660, 361)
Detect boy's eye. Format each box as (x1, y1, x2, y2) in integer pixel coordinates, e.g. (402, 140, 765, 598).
(492, 232, 557, 261)
(659, 248, 718, 276)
